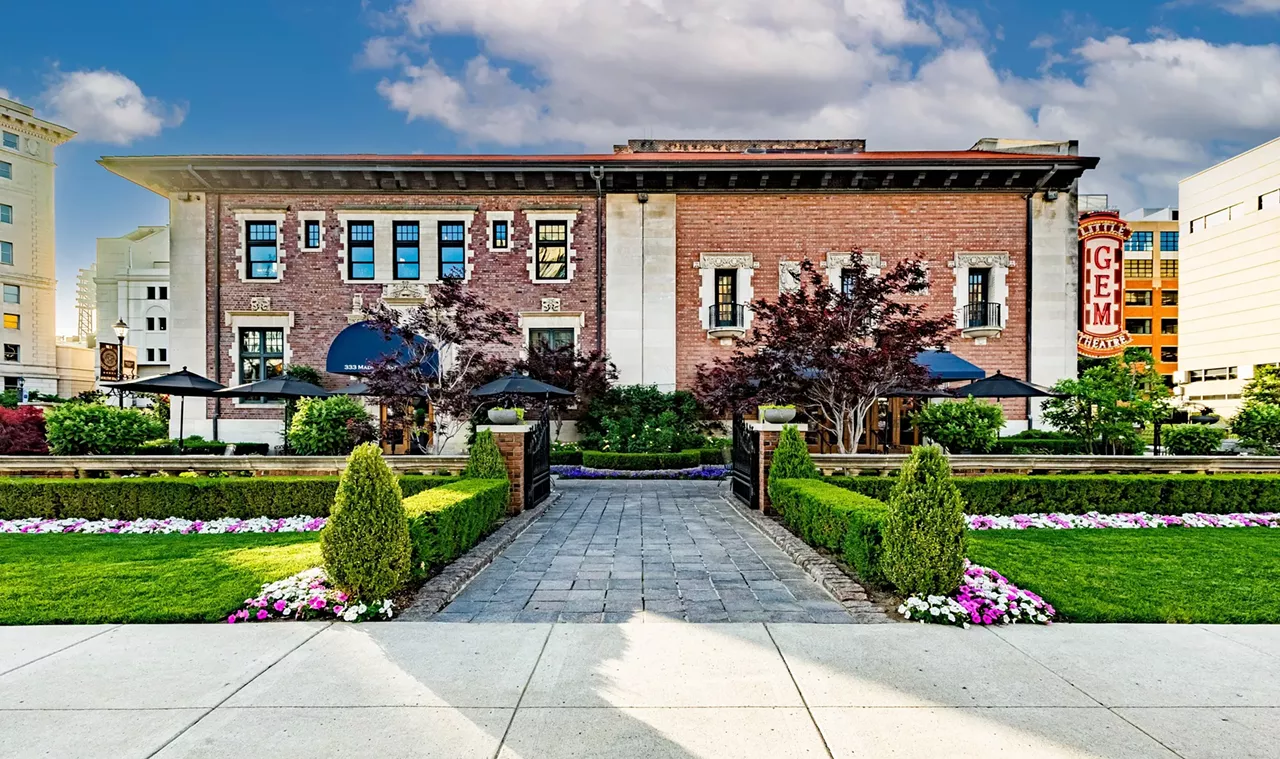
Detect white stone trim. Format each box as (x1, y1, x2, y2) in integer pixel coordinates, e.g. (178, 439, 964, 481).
(224, 311, 294, 408)
(950, 251, 1012, 331)
(485, 210, 516, 253)
(779, 261, 802, 293)
(824, 251, 882, 289)
(519, 310, 585, 352)
(233, 211, 287, 284)
(696, 252, 757, 332)
(525, 211, 579, 284)
(297, 211, 326, 253)
(335, 211, 476, 285)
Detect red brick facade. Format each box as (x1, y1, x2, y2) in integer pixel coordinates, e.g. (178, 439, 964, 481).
(675, 193, 1029, 419)
(203, 193, 601, 421)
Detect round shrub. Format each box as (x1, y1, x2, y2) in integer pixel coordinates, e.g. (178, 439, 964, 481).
(1162, 424, 1226, 456)
(912, 398, 1005, 454)
(289, 396, 377, 456)
(882, 446, 967, 597)
(464, 430, 509, 480)
(769, 424, 817, 482)
(320, 444, 412, 600)
(0, 406, 48, 455)
(45, 403, 167, 455)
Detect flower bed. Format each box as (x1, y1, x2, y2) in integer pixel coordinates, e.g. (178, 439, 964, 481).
(1, 515, 325, 535)
(552, 464, 728, 480)
(967, 511, 1280, 530)
(898, 561, 1055, 628)
(230, 567, 393, 624)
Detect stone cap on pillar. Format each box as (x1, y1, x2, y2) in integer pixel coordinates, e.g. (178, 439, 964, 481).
(747, 422, 808, 432)
(477, 424, 534, 434)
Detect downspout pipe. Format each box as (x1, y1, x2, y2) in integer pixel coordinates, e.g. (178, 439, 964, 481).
(212, 193, 222, 441)
(590, 166, 605, 353)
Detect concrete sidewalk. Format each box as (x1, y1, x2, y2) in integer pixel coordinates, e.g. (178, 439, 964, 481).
(1, 622, 1276, 758)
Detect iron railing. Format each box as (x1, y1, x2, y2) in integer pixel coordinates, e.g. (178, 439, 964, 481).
(962, 302, 1002, 330)
(708, 303, 747, 329)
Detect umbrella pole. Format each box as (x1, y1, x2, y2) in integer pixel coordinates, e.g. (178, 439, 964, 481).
(178, 396, 185, 454)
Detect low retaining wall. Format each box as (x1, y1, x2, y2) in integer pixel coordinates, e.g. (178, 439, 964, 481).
(0, 455, 469, 478)
(811, 454, 1280, 477)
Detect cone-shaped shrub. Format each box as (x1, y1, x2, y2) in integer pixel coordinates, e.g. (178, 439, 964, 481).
(769, 424, 818, 482)
(463, 430, 509, 480)
(882, 446, 967, 596)
(321, 443, 411, 600)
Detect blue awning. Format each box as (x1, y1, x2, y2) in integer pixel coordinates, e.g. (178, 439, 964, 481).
(914, 350, 985, 381)
(325, 321, 438, 377)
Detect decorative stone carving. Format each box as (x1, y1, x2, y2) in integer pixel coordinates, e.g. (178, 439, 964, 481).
(778, 262, 802, 293)
(382, 282, 431, 302)
(346, 294, 365, 325)
(694, 253, 759, 270)
(541, 298, 562, 313)
(249, 297, 272, 312)
(950, 252, 1012, 269)
(824, 252, 882, 271)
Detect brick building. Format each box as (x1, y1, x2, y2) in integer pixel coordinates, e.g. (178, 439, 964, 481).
(100, 138, 1096, 449)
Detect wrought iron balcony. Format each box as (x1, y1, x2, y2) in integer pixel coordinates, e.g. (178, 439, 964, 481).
(961, 302, 1003, 338)
(708, 303, 748, 338)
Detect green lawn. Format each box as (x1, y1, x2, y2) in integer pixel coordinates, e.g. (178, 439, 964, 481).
(0, 533, 321, 625)
(967, 529, 1280, 623)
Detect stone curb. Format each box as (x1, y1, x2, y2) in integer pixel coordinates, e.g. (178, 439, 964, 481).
(722, 493, 893, 623)
(398, 489, 561, 620)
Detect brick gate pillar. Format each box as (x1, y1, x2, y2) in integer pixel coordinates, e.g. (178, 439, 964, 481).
(749, 422, 807, 514)
(477, 424, 531, 515)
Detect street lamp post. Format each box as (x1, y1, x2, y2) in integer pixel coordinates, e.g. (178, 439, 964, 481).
(112, 318, 129, 408)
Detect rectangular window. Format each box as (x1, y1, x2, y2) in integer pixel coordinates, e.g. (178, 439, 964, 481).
(1160, 259, 1179, 278)
(438, 222, 466, 280)
(239, 327, 285, 399)
(246, 222, 278, 279)
(394, 222, 420, 280)
(1261, 189, 1280, 211)
(159, 286, 168, 300)
(1124, 231, 1154, 252)
(1123, 259, 1153, 279)
(304, 219, 321, 249)
(967, 268, 990, 305)
(146, 286, 156, 300)
(0, 241, 10, 265)
(146, 317, 155, 331)
(158, 317, 167, 331)
(492, 219, 509, 250)
(1125, 318, 1152, 335)
(1200, 367, 1238, 381)
(348, 221, 375, 280)
(1, 133, 15, 150)
(1161, 318, 1178, 335)
(2, 314, 16, 329)
(713, 269, 737, 327)
(0, 204, 10, 224)
(534, 221, 568, 280)
(146, 348, 155, 362)
(840, 268, 857, 298)
(2, 344, 17, 362)
(0, 161, 11, 180)
(1160, 231, 1179, 251)
(159, 348, 167, 362)
(1162, 290, 1179, 306)
(2, 284, 17, 304)
(528, 327, 575, 351)
(1161, 347, 1178, 363)
(1125, 290, 1152, 306)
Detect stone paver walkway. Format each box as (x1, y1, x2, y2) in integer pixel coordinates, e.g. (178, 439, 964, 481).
(437, 480, 855, 623)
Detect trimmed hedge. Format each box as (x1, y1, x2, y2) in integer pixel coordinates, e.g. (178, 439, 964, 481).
(0, 475, 456, 521)
(581, 450, 702, 470)
(557, 447, 723, 467)
(769, 478, 890, 586)
(403, 479, 509, 580)
(550, 449, 583, 466)
(991, 436, 1091, 455)
(826, 474, 1280, 516)
(135, 439, 272, 456)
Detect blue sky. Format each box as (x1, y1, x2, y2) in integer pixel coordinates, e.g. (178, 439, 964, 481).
(2, 0, 1277, 333)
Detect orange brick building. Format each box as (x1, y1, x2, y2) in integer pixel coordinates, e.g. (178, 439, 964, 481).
(1122, 208, 1180, 384)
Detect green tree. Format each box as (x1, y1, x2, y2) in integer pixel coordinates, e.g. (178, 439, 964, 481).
(463, 430, 509, 479)
(289, 396, 377, 456)
(882, 446, 967, 596)
(44, 404, 167, 455)
(911, 397, 1005, 453)
(768, 425, 818, 482)
(1243, 365, 1280, 406)
(1041, 358, 1171, 454)
(1232, 402, 1280, 454)
(320, 444, 411, 600)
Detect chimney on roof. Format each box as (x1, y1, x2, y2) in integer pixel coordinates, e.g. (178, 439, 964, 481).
(613, 139, 866, 154)
(971, 138, 1079, 157)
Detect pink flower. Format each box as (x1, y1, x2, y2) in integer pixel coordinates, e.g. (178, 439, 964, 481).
(273, 600, 288, 612)
(256, 609, 269, 620)
(336, 592, 349, 603)
(333, 606, 345, 615)
(227, 614, 237, 624)
(309, 596, 327, 610)
(236, 609, 250, 620)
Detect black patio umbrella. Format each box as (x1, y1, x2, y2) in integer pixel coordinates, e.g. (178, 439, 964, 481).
(105, 367, 225, 452)
(886, 386, 957, 399)
(470, 373, 573, 399)
(214, 377, 331, 453)
(954, 371, 1061, 399)
(329, 381, 371, 396)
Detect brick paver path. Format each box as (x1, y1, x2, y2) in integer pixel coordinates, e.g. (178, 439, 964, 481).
(436, 480, 855, 623)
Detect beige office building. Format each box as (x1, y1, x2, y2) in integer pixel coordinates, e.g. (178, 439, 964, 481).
(1179, 135, 1280, 416)
(0, 97, 76, 398)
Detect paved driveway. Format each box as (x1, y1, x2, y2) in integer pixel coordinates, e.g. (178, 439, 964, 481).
(437, 480, 857, 623)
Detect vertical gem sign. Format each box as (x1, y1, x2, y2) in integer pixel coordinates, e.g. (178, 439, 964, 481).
(1078, 210, 1134, 357)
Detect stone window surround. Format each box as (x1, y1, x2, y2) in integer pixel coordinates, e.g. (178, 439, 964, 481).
(335, 211, 476, 285)
(949, 251, 1012, 331)
(694, 253, 757, 331)
(525, 210, 579, 284)
(485, 210, 516, 253)
(823, 252, 883, 291)
(224, 310, 293, 408)
(233, 210, 288, 284)
(518, 310, 585, 354)
(297, 211, 326, 252)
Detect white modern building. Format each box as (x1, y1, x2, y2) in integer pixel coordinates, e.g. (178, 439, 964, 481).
(0, 97, 76, 398)
(1179, 135, 1280, 416)
(94, 225, 171, 378)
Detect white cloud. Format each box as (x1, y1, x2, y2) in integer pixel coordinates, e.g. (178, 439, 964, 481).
(372, 0, 1280, 207)
(41, 70, 184, 145)
(1217, 0, 1280, 14)
(0, 88, 10, 100)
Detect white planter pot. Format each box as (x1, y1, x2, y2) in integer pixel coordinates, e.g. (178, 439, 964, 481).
(762, 408, 797, 424)
(487, 408, 521, 425)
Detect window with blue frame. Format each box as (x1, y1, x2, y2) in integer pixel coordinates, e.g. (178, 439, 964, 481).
(1160, 231, 1179, 251)
(1124, 231, 1153, 252)
(439, 222, 466, 280)
(246, 222, 278, 279)
(348, 222, 375, 280)
(394, 222, 420, 280)
(304, 219, 321, 249)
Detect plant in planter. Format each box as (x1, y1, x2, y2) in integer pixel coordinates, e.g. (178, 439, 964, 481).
(759, 404, 797, 424)
(486, 407, 526, 425)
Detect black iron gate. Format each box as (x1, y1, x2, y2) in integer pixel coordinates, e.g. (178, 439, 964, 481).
(524, 416, 552, 509)
(731, 415, 759, 508)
